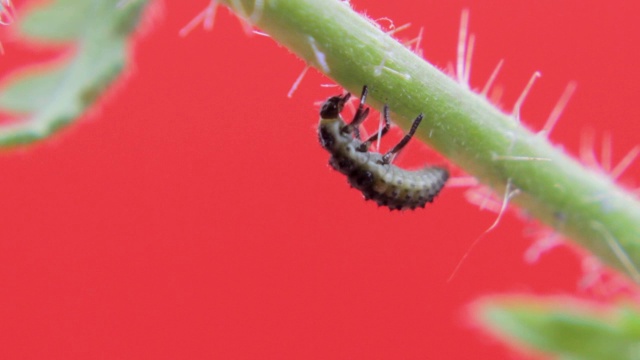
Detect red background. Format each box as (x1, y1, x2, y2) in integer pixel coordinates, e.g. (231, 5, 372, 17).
(1, 1, 639, 359)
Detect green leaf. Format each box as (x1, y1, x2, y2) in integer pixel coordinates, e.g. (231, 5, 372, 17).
(0, 0, 149, 146)
(476, 297, 640, 360)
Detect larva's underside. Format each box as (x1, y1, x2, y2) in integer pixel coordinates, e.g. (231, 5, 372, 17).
(318, 86, 449, 210)
(318, 112, 449, 211)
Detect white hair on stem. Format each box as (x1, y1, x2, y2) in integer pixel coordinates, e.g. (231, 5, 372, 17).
(386, 22, 411, 36)
(610, 145, 640, 180)
(601, 132, 612, 173)
(456, 9, 470, 86)
(463, 34, 475, 86)
(578, 257, 604, 292)
(512, 71, 541, 121)
(402, 26, 425, 56)
(577, 257, 637, 297)
(381, 66, 411, 80)
(524, 231, 562, 264)
(373, 54, 388, 77)
(252, 30, 270, 37)
(179, 0, 218, 37)
(287, 65, 310, 99)
(228, 0, 255, 35)
(372, 21, 414, 80)
(481, 59, 504, 97)
(489, 85, 504, 105)
(580, 130, 639, 181)
(447, 176, 480, 188)
(448, 179, 520, 282)
(373, 50, 411, 80)
(492, 155, 551, 162)
(465, 186, 503, 213)
(308, 36, 330, 74)
(374, 17, 395, 30)
(580, 129, 601, 170)
(539, 81, 577, 137)
(590, 220, 640, 284)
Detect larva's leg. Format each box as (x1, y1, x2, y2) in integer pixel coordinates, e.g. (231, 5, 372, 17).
(357, 104, 391, 151)
(343, 85, 370, 139)
(381, 113, 423, 164)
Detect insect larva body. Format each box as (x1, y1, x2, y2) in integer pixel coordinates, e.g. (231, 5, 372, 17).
(318, 86, 448, 210)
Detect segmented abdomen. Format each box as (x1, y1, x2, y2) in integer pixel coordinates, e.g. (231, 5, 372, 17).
(328, 148, 449, 210)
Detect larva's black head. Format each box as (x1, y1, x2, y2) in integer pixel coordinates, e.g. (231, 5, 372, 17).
(320, 93, 351, 119)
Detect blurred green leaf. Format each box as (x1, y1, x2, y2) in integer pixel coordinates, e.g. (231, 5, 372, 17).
(477, 297, 640, 360)
(0, 0, 149, 146)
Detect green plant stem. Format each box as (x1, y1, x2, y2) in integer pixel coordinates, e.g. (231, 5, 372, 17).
(219, 0, 640, 279)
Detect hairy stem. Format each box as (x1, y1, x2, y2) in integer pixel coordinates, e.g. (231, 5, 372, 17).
(219, 0, 640, 280)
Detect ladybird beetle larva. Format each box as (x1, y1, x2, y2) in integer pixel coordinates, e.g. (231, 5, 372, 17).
(318, 85, 449, 210)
